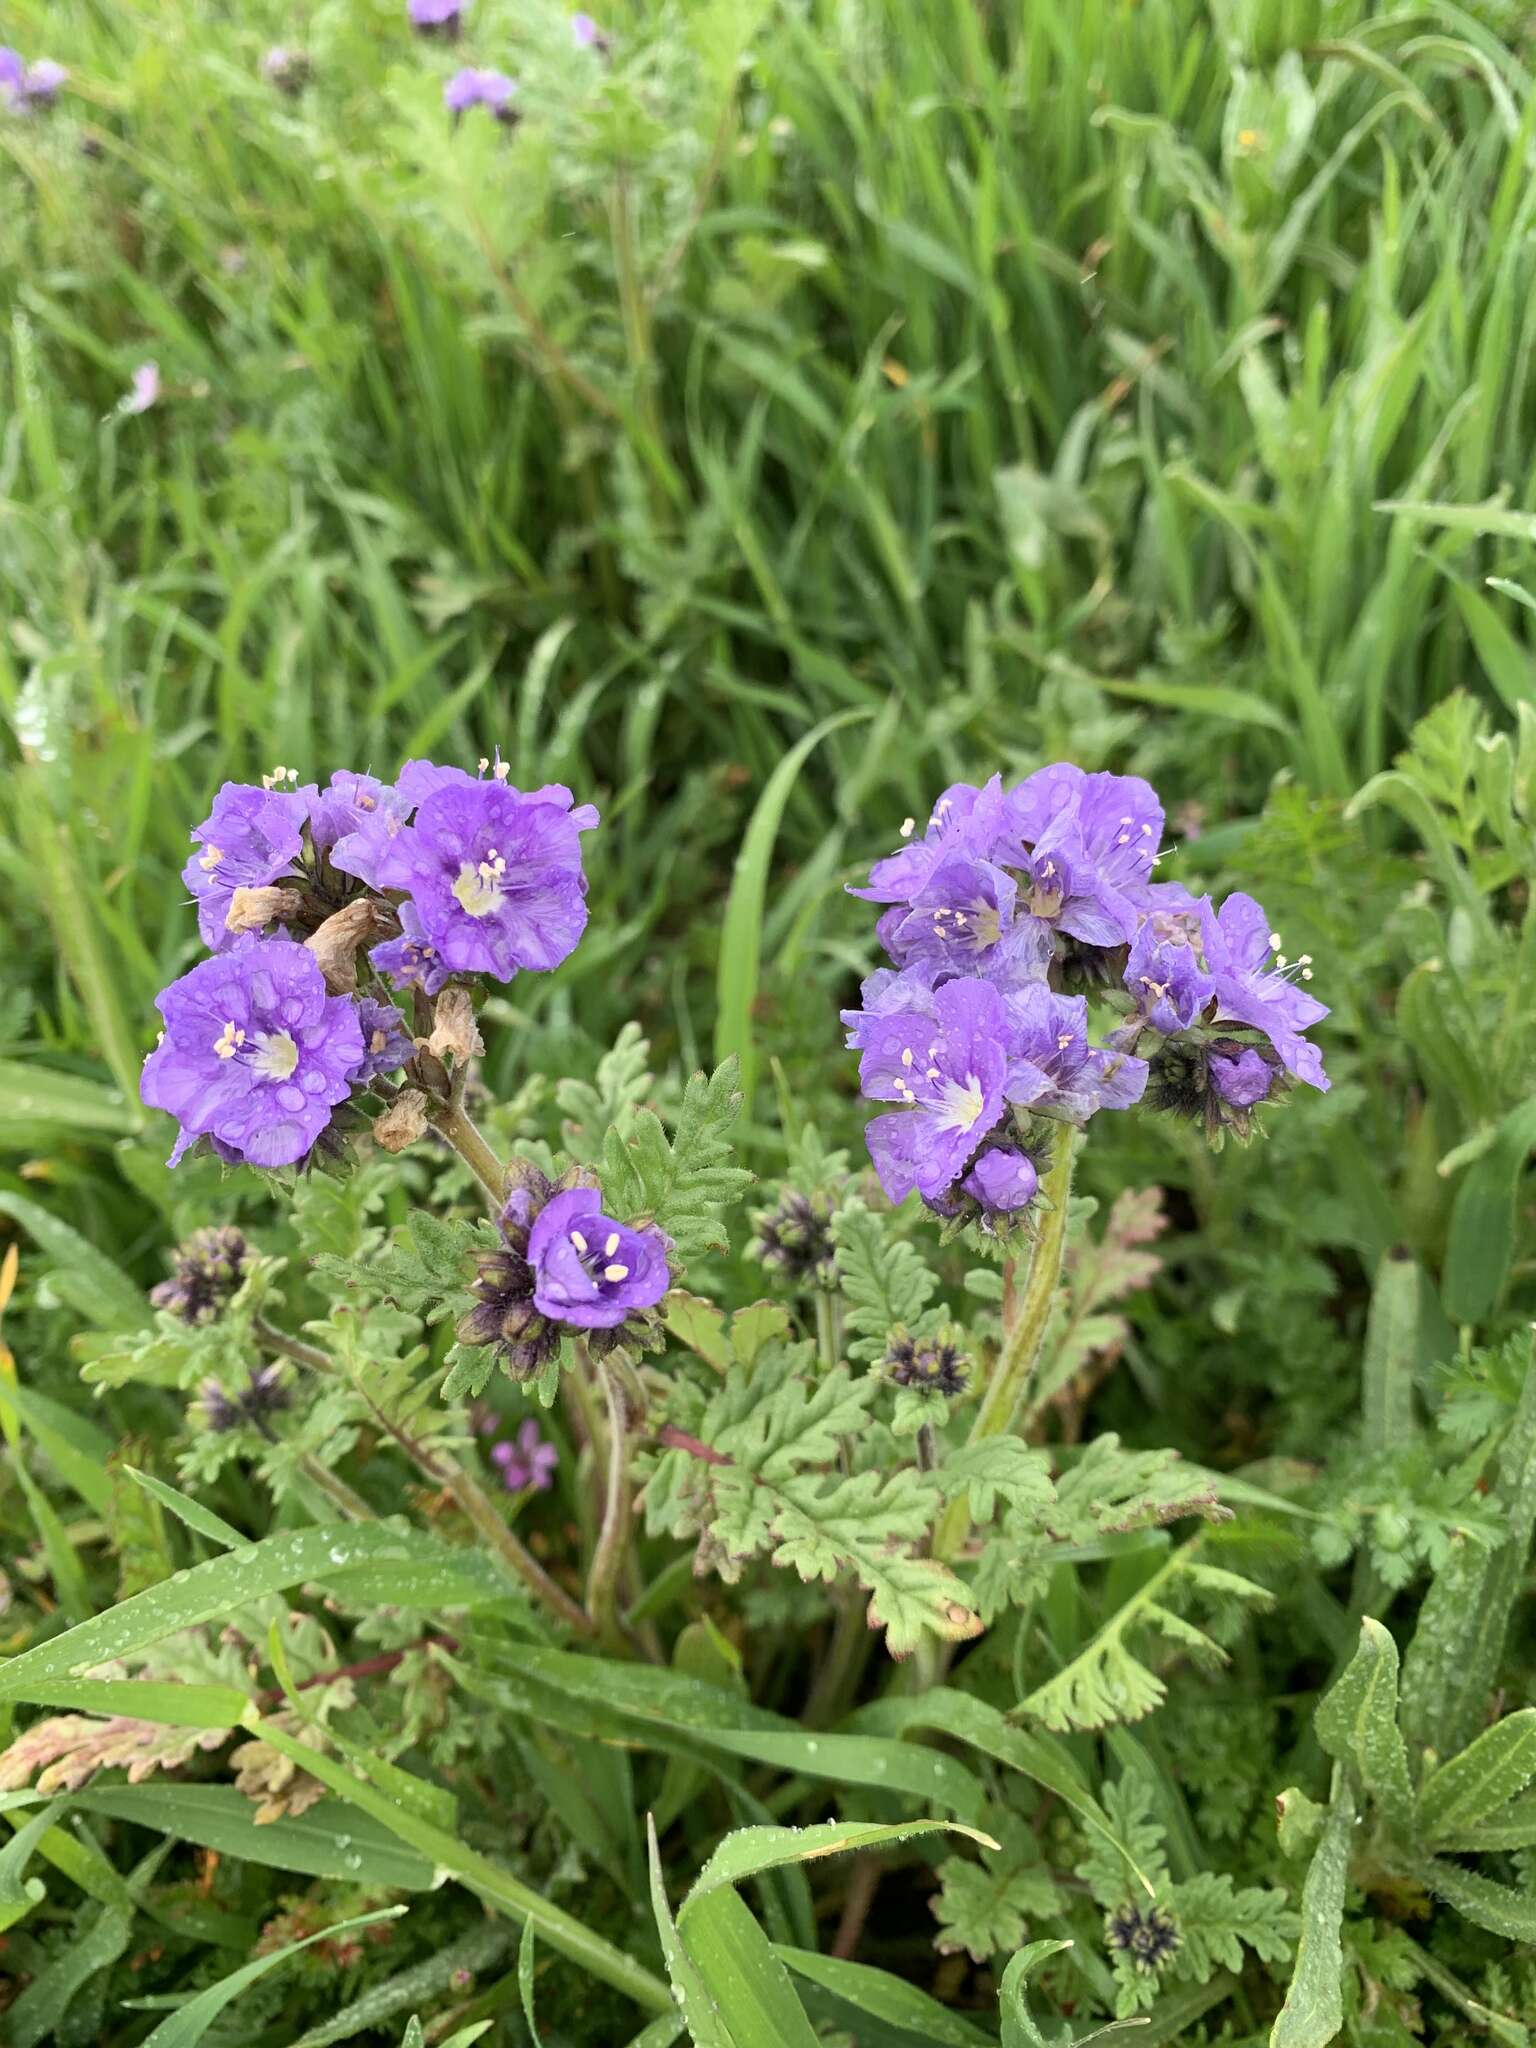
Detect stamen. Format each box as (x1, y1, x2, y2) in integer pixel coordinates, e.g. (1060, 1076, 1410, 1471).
(603, 1263, 629, 1282)
(900, 1048, 913, 1067)
(571, 1231, 588, 1253)
(604, 1233, 620, 1256)
(899, 816, 915, 838)
(212, 1020, 245, 1060)
(198, 844, 224, 871)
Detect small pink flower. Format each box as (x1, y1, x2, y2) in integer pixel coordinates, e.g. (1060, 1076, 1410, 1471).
(490, 1418, 559, 1493)
(122, 362, 160, 415)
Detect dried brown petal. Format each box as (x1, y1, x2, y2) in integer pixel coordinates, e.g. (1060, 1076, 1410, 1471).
(225, 884, 304, 935)
(374, 1088, 429, 1153)
(428, 986, 484, 1063)
(305, 899, 383, 994)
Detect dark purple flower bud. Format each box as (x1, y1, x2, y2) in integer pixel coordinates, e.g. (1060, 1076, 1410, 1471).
(363, 779, 596, 983)
(196, 1363, 291, 1433)
(1105, 1901, 1180, 1975)
(183, 781, 310, 952)
(351, 996, 413, 1085)
(527, 1188, 670, 1330)
(490, 1417, 558, 1492)
(444, 67, 519, 122)
(1199, 893, 1328, 1091)
(261, 46, 311, 94)
(151, 1227, 253, 1324)
(410, 0, 466, 34)
(884, 1329, 968, 1397)
(141, 936, 365, 1167)
(750, 1188, 838, 1289)
(1208, 1045, 1273, 1107)
(960, 1145, 1039, 1216)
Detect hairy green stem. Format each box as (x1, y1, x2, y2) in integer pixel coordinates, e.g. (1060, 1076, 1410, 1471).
(425, 1095, 507, 1210)
(586, 1360, 635, 1654)
(933, 1131, 1077, 1564)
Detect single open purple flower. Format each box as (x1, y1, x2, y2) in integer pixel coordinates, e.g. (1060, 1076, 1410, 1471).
(308, 770, 411, 858)
(352, 996, 413, 1084)
(1001, 983, 1147, 1123)
(410, 0, 465, 31)
(444, 67, 518, 121)
(183, 781, 310, 951)
(1008, 765, 1163, 947)
(1125, 900, 1213, 1034)
(122, 362, 161, 416)
(1209, 1045, 1274, 1107)
(851, 776, 1020, 909)
(857, 977, 1010, 1204)
(364, 779, 597, 983)
(1200, 893, 1328, 1091)
(142, 937, 364, 1167)
(960, 1146, 1039, 1215)
(1, 50, 66, 111)
(491, 1417, 559, 1493)
(369, 899, 454, 996)
(526, 1187, 670, 1329)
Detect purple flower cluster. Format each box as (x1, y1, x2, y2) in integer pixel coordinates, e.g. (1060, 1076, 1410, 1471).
(444, 67, 518, 120)
(459, 1162, 672, 1376)
(845, 765, 1328, 1220)
(1, 48, 66, 113)
(143, 758, 597, 1170)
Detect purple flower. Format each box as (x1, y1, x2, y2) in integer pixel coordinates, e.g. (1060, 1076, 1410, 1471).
(1124, 900, 1213, 1034)
(960, 1146, 1039, 1215)
(1001, 983, 1147, 1123)
(369, 899, 454, 996)
(857, 977, 1010, 1204)
(1, 50, 66, 111)
(1008, 765, 1163, 946)
(183, 781, 310, 952)
(363, 779, 597, 983)
(122, 362, 160, 415)
(352, 997, 413, 1084)
(526, 1187, 671, 1329)
(141, 937, 364, 1167)
(308, 770, 410, 858)
(260, 46, 310, 92)
(410, 0, 465, 30)
(490, 1418, 559, 1493)
(1209, 1046, 1274, 1107)
(444, 67, 518, 120)
(571, 12, 609, 49)
(851, 776, 1020, 908)
(1199, 893, 1328, 1091)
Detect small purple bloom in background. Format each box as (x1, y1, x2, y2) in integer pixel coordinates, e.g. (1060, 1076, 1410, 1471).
(1002, 983, 1148, 1123)
(571, 13, 610, 51)
(121, 362, 161, 416)
(363, 779, 596, 983)
(308, 769, 410, 859)
(1209, 1045, 1274, 1108)
(491, 1418, 559, 1493)
(856, 977, 1010, 1204)
(444, 67, 519, 122)
(410, 0, 466, 35)
(527, 1187, 671, 1329)
(1125, 901, 1212, 1035)
(1, 49, 66, 112)
(151, 1226, 252, 1324)
(961, 1146, 1039, 1216)
(141, 937, 364, 1167)
(352, 996, 413, 1085)
(261, 46, 311, 94)
(1199, 893, 1329, 1091)
(183, 780, 310, 952)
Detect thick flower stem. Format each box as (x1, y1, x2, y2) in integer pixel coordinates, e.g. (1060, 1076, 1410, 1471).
(426, 1097, 507, 1210)
(586, 1360, 635, 1655)
(932, 1131, 1077, 1565)
(253, 1319, 593, 1637)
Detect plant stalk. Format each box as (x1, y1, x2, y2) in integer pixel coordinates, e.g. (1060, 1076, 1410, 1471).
(586, 1359, 635, 1654)
(933, 1130, 1077, 1563)
(425, 1096, 507, 1210)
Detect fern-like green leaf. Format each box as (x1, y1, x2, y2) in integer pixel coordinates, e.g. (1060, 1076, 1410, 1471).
(831, 1200, 938, 1361)
(602, 1058, 753, 1265)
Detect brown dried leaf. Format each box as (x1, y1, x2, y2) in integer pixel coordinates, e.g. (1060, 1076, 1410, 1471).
(0, 1713, 228, 1794)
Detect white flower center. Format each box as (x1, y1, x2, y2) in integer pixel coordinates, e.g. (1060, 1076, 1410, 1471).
(250, 1029, 300, 1080)
(452, 848, 508, 917)
(936, 1072, 986, 1133)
